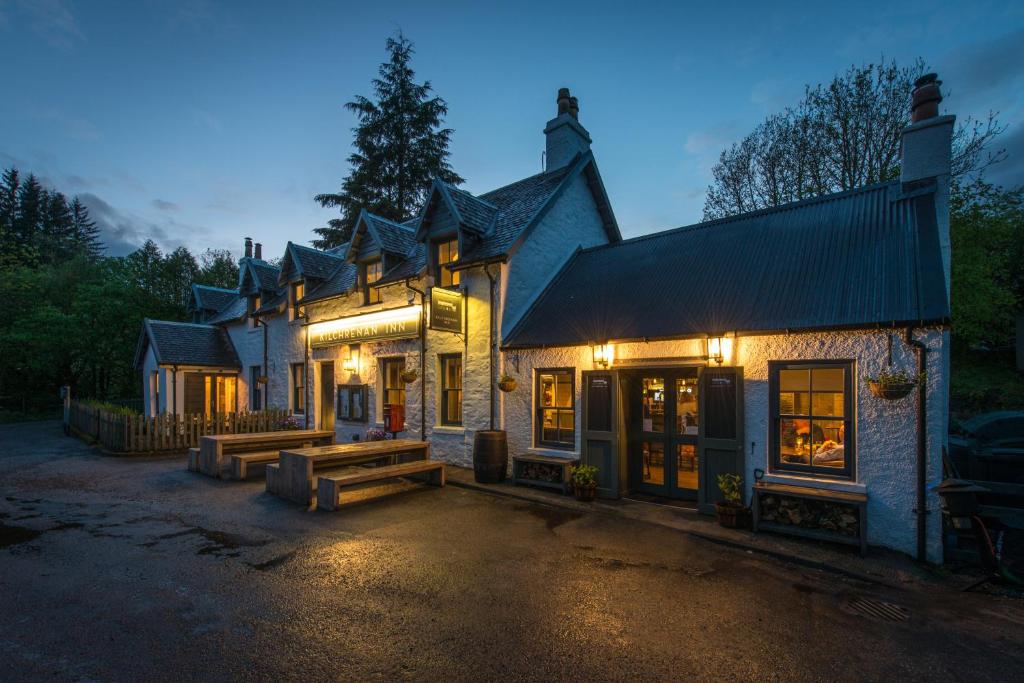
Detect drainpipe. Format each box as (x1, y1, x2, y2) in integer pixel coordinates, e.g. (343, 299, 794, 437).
(257, 317, 269, 411)
(485, 265, 498, 431)
(304, 315, 310, 428)
(906, 327, 929, 562)
(405, 279, 427, 442)
(171, 365, 178, 416)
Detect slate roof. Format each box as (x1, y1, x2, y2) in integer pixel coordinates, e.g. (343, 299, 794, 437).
(503, 181, 950, 348)
(376, 243, 427, 287)
(205, 296, 247, 325)
(255, 290, 287, 315)
(300, 262, 358, 303)
(288, 243, 345, 280)
(364, 214, 420, 255)
(137, 319, 241, 368)
(191, 285, 238, 313)
(247, 259, 281, 291)
(446, 186, 498, 235)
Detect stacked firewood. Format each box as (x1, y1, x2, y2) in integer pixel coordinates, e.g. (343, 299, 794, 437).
(517, 462, 562, 483)
(759, 495, 859, 537)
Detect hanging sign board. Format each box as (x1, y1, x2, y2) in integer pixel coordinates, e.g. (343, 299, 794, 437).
(308, 305, 421, 348)
(429, 287, 464, 334)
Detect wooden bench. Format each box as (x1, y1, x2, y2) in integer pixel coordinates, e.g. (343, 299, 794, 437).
(230, 451, 282, 480)
(196, 430, 335, 478)
(752, 481, 868, 556)
(187, 448, 200, 472)
(317, 460, 445, 511)
(274, 439, 430, 505)
(512, 453, 578, 494)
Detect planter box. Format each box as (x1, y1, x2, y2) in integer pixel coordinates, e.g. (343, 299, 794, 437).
(512, 453, 578, 494)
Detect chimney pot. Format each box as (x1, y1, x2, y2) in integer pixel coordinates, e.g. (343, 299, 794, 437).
(911, 73, 942, 123)
(244, 237, 253, 259)
(569, 96, 579, 120)
(254, 242, 262, 260)
(557, 88, 571, 116)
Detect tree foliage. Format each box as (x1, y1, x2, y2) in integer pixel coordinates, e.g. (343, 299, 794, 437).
(313, 32, 463, 249)
(702, 58, 1006, 220)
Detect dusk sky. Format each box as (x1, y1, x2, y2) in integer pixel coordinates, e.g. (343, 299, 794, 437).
(1, 0, 1021, 259)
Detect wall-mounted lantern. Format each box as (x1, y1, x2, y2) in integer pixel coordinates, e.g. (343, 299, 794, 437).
(707, 335, 734, 365)
(342, 344, 360, 374)
(591, 341, 614, 368)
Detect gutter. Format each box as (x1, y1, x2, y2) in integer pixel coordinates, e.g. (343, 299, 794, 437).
(905, 327, 929, 563)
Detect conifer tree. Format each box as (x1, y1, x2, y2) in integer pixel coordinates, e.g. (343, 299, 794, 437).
(313, 33, 463, 249)
(13, 173, 44, 265)
(70, 197, 103, 259)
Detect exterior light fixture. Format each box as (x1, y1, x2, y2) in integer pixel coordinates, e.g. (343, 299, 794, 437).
(591, 342, 613, 368)
(343, 344, 360, 374)
(708, 336, 724, 365)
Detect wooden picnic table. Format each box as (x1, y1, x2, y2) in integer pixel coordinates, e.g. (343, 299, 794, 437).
(197, 429, 335, 478)
(273, 438, 430, 505)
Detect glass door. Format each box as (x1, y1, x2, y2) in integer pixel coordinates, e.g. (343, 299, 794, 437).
(628, 368, 700, 500)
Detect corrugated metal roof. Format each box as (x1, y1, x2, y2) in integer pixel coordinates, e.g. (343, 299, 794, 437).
(140, 319, 241, 368)
(504, 181, 949, 348)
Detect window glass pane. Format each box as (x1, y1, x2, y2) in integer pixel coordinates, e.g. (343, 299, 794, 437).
(812, 368, 844, 392)
(779, 369, 809, 392)
(779, 418, 810, 465)
(539, 375, 555, 407)
(558, 411, 574, 431)
(676, 444, 698, 490)
(555, 375, 572, 407)
(811, 419, 846, 467)
(811, 391, 844, 417)
(642, 441, 665, 485)
(676, 377, 699, 435)
(641, 377, 665, 432)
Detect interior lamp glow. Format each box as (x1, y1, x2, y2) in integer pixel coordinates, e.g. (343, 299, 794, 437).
(591, 342, 613, 368)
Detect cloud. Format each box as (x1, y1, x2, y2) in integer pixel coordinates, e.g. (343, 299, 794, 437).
(78, 192, 210, 257)
(984, 122, 1024, 190)
(684, 122, 740, 156)
(13, 0, 84, 50)
(151, 198, 180, 212)
(940, 29, 1024, 105)
(29, 106, 101, 141)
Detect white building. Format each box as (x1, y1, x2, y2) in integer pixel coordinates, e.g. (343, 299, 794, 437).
(138, 79, 953, 562)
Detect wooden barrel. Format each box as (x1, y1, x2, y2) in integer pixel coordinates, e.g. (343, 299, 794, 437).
(473, 430, 508, 483)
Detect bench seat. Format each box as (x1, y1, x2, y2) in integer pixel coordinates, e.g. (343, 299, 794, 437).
(317, 460, 445, 511)
(187, 447, 200, 472)
(230, 450, 282, 480)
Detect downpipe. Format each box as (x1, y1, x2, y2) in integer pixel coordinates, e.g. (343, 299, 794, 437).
(405, 280, 427, 442)
(485, 265, 498, 431)
(905, 327, 929, 562)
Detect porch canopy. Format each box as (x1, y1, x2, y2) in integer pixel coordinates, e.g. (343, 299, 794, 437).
(503, 180, 950, 348)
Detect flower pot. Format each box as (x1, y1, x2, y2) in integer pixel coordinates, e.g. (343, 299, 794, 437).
(498, 378, 518, 393)
(715, 501, 750, 529)
(868, 381, 916, 400)
(400, 370, 419, 384)
(574, 483, 597, 502)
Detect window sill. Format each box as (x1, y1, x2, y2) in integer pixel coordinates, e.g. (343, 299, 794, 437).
(432, 425, 465, 435)
(761, 472, 864, 493)
(527, 447, 579, 460)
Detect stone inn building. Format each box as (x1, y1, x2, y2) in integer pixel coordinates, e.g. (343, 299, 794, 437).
(137, 79, 954, 562)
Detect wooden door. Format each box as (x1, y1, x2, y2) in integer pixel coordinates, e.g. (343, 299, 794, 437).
(320, 362, 335, 431)
(697, 366, 745, 514)
(581, 370, 625, 499)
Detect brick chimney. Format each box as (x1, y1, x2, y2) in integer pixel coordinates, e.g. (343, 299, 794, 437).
(254, 242, 262, 260)
(544, 87, 591, 171)
(900, 73, 955, 292)
(243, 237, 253, 259)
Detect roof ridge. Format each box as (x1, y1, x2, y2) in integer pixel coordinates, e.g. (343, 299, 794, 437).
(478, 163, 572, 200)
(193, 284, 237, 293)
(368, 213, 418, 233)
(579, 179, 902, 256)
(446, 184, 499, 210)
(150, 319, 221, 330)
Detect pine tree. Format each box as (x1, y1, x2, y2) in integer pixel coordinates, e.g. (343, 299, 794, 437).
(0, 168, 20, 268)
(70, 197, 103, 259)
(313, 32, 463, 249)
(41, 191, 75, 264)
(13, 173, 44, 265)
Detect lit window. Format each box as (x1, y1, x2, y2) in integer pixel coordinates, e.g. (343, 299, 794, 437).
(770, 361, 854, 478)
(536, 369, 575, 449)
(291, 281, 305, 319)
(363, 259, 382, 304)
(382, 359, 405, 407)
(440, 354, 462, 426)
(434, 238, 460, 288)
(292, 363, 305, 414)
(250, 294, 261, 329)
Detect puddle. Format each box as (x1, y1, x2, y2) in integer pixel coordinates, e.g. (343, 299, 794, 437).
(156, 527, 268, 556)
(249, 550, 298, 571)
(515, 504, 583, 530)
(0, 523, 44, 549)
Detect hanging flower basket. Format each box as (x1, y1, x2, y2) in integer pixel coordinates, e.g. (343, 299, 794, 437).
(400, 368, 419, 384)
(866, 369, 923, 401)
(498, 375, 518, 393)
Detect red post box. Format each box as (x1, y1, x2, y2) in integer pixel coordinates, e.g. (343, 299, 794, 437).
(385, 403, 405, 434)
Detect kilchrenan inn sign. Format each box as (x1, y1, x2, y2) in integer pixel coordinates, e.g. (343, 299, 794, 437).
(308, 305, 422, 348)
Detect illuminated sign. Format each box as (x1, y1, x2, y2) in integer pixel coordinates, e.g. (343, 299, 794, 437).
(429, 287, 464, 334)
(308, 305, 421, 348)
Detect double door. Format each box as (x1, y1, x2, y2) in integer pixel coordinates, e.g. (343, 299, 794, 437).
(628, 369, 701, 501)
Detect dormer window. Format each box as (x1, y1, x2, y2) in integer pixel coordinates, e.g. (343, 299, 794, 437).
(434, 237, 460, 288)
(291, 281, 305, 320)
(249, 294, 261, 329)
(362, 259, 382, 305)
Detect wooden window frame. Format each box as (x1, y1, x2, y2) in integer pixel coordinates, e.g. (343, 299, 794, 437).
(249, 294, 261, 329)
(291, 281, 305, 320)
(535, 368, 575, 450)
(381, 358, 406, 408)
(291, 363, 305, 415)
(433, 237, 460, 289)
(439, 354, 463, 426)
(768, 360, 855, 479)
(362, 259, 383, 305)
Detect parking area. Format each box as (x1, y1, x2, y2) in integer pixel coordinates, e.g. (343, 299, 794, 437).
(2, 421, 1023, 681)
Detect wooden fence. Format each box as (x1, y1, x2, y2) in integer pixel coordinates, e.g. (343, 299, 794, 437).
(67, 401, 291, 453)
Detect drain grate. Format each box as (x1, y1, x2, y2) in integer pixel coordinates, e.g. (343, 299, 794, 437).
(846, 597, 910, 622)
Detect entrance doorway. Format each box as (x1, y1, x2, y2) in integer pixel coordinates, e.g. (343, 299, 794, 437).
(626, 368, 700, 500)
(320, 362, 335, 431)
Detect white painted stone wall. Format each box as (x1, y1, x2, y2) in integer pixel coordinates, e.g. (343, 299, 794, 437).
(223, 310, 307, 419)
(501, 329, 948, 561)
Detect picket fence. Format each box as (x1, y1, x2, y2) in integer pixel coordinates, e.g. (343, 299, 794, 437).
(67, 401, 291, 453)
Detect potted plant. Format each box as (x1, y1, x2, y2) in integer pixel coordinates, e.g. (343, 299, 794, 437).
(715, 473, 750, 528)
(570, 464, 599, 501)
(866, 368, 923, 401)
(400, 367, 419, 384)
(277, 415, 302, 431)
(498, 374, 518, 392)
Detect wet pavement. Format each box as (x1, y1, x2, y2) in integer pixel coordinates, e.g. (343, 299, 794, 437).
(1, 421, 1023, 681)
